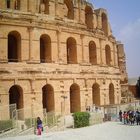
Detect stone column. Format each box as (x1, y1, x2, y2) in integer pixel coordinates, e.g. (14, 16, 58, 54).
(20, 0, 28, 12)
(28, 0, 36, 13)
(113, 43, 116, 66)
(99, 39, 103, 65)
(97, 15, 102, 29)
(49, 0, 55, 16)
(55, 0, 58, 16)
(57, 29, 61, 63)
(0, 1, 6, 9)
(0, 31, 8, 62)
(80, 34, 84, 63)
(10, 0, 15, 9)
(80, 6, 85, 24)
(114, 44, 118, 66)
(28, 27, 34, 61)
(78, 0, 81, 22)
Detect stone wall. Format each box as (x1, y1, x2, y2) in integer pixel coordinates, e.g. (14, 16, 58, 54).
(0, 0, 128, 119)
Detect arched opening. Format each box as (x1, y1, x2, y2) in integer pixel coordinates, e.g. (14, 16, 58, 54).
(64, 0, 74, 20)
(67, 37, 77, 64)
(14, 0, 20, 10)
(70, 83, 81, 113)
(42, 84, 54, 112)
(40, 0, 49, 14)
(40, 34, 51, 63)
(102, 13, 108, 35)
(9, 85, 24, 120)
(7, 0, 10, 8)
(92, 83, 100, 106)
(89, 41, 97, 64)
(9, 85, 23, 109)
(8, 31, 21, 62)
(109, 83, 115, 104)
(85, 6, 93, 29)
(105, 45, 111, 65)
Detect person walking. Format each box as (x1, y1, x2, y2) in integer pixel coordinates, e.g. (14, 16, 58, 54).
(36, 117, 43, 135)
(119, 110, 122, 122)
(135, 109, 140, 125)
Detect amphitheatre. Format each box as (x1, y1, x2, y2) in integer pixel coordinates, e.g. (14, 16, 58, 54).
(0, 0, 128, 128)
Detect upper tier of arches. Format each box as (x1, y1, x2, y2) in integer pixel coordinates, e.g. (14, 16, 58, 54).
(6, 30, 117, 66)
(0, 0, 111, 36)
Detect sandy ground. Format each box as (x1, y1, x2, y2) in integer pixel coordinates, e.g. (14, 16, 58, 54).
(1, 122, 140, 140)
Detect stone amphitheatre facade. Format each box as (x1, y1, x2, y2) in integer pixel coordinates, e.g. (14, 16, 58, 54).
(0, 0, 128, 119)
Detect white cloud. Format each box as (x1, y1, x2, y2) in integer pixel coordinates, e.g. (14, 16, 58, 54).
(118, 19, 140, 78)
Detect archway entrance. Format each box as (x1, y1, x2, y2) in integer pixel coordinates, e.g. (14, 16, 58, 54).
(42, 84, 54, 112)
(92, 83, 100, 106)
(64, 0, 74, 19)
(40, 34, 51, 63)
(102, 13, 108, 35)
(105, 45, 111, 65)
(9, 85, 23, 109)
(89, 41, 97, 64)
(70, 83, 81, 113)
(67, 37, 77, 64)
(85, 5, 93, 29)
(9, 85, 23, 119)
(109, 83, 115, 104)
(8, 31, 21, 62)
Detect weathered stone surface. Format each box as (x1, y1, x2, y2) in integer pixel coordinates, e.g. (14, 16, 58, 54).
(0, 0, 128, 119)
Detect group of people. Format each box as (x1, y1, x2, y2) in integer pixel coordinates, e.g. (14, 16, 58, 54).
(119, 109, 140, 125)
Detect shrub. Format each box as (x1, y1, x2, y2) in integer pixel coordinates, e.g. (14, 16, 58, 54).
(73, 112, 90, 128)
(0, 120, 13, 132)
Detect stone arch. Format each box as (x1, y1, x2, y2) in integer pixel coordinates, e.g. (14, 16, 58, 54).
(14, 0, 20, 10)
(9, 85, 23, 109)
(40, 0, 49, 14)
(70, 83, 81, 113)
(64, 0, 74, 19)
(6, 0, 10, 8)
(8, 31, 21, 62)
(42, 84, 54, 112)
(67, 37, 77, 64)
(105, 45, 111, 65)
(89, 41, 97, 64)
(109, 83, 115, 104)
(92, 83, 100, 106)
(85, 5, 93, 29)
(40, 34, 52, 63)
(101, 13, 108, 35)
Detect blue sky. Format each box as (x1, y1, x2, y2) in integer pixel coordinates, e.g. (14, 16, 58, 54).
(89, 0, 140, 78)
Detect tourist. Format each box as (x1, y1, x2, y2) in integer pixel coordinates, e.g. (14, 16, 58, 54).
(36, 117, 43, 135)
(135, 109, 140, 125)
(119, 110, 122, 122)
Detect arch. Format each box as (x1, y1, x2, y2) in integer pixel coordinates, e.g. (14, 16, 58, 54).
(92, 83, 100, 106)
(14, 0, 20, 10)
(89, 41, 97, 64)
(64, 0, 74, 19)
(40, 0, 49, 14)
(8, 31, 21, 62)
(70, 83, 81, 113)
(109, 83, 115, 104)
(67, 37, 77, 64)
(101, 13, 108, 35)
(9, 85, 23, 109)
(85, 5, 93, 29)
(42, 84, 54, 112)
(7, 0, 10, 8)
(105, 45, 111, 65)
(40, 34, 52, 63)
